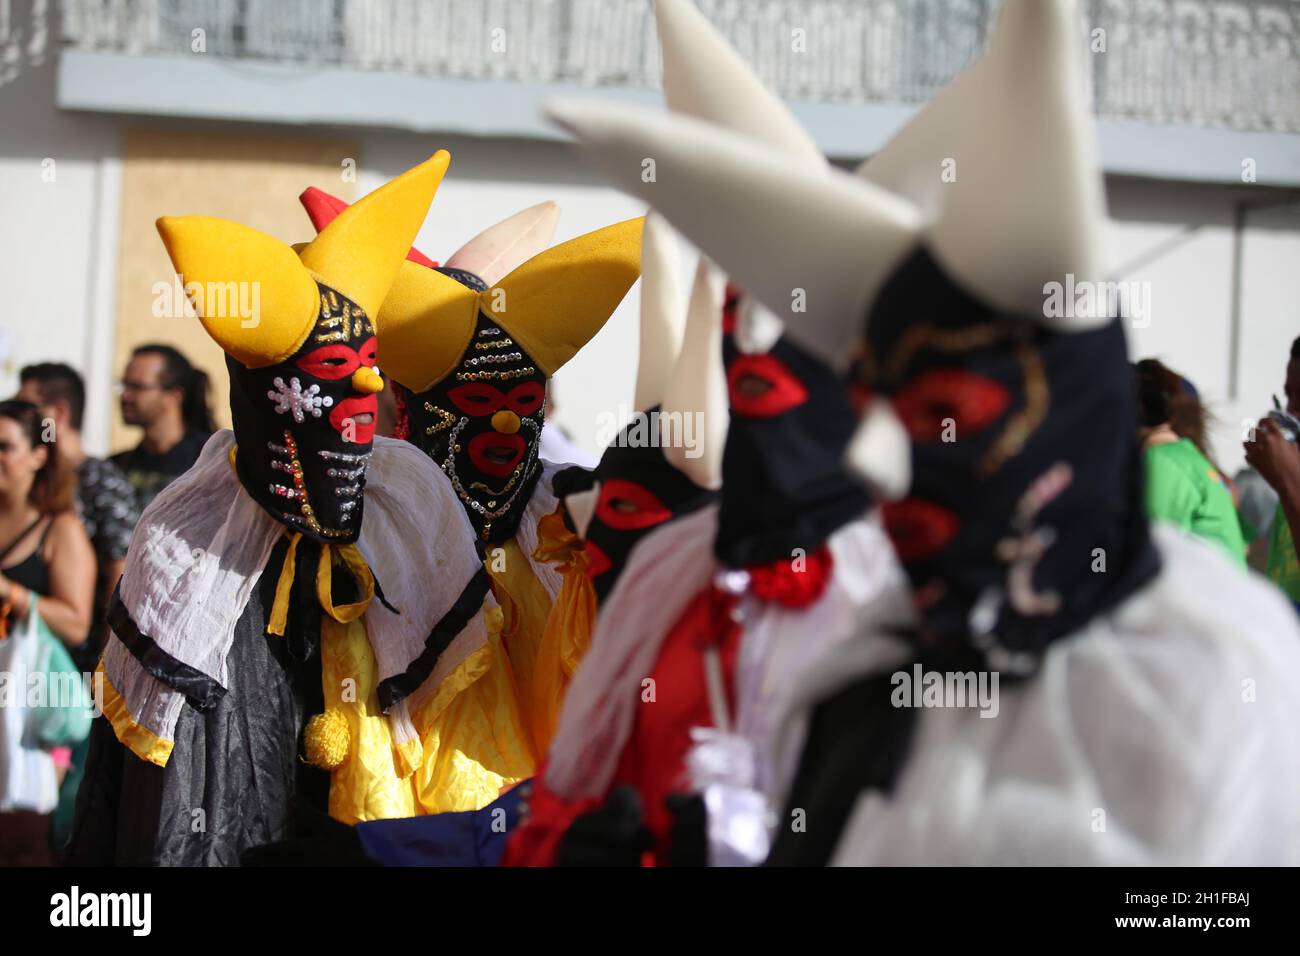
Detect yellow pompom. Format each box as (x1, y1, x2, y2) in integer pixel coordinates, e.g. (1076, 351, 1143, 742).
(304, 709, 350, 769)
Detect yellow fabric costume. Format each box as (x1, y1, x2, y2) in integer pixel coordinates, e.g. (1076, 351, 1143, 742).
(366, 209, 641, 813)
(403, 500, 597, 814)
(528, 508, 597, 749)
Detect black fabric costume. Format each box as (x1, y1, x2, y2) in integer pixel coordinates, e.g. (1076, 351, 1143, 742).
(67, 282, 387, 865)
(66, 537, 332, 865)
(716, 290, 870, 567)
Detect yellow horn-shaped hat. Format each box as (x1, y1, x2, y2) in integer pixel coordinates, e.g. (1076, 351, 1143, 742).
(377, 216, 644, 393)
(156, 151, 450, 369)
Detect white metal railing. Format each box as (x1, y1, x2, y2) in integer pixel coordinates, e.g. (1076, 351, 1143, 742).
(54, 0, 1300, 132)
(1, 0, 50, 87)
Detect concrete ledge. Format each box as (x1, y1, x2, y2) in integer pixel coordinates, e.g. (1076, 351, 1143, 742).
(58, 50, 1300, 187)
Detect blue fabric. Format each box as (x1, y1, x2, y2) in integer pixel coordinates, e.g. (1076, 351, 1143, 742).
(356, 786, 524, 866)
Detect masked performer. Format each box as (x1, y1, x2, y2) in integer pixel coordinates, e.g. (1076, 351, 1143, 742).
(67, 155, 498, 865)
(301, 189, 642, 807)
(554, 213, 723, 604)
(303, 213, 725, 867)
(500, 210, 904, 866)
(496, 0, 900, 867)
(551, 0, 1300, 865)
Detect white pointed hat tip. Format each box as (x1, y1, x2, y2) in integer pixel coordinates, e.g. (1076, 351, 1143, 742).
(544, 97, 614, 135)
(846, 400, 911, 501)
(565, 485, 601, 540)
(662, 442, 723, 492)
(445, 200, 563, 286)
(653, 0, 822, 164)
(635, 213, 688, 411)
(523, 200, 561, 230)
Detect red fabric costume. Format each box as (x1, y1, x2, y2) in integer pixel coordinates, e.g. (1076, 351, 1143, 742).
(502, 549, 832, 866)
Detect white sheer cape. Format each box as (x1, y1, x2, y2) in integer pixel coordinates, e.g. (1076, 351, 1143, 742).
(102, 431, 487, 762)
(811, 525, 1300, 865)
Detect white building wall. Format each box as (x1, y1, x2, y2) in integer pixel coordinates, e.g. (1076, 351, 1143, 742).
(1107, 179, 1300, 475)
(2, 50, 1297, 473)
(0, 54, 120, 456)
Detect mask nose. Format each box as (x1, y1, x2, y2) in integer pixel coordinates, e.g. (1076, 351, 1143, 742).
(491, 410, 521, 434)
(846, 397, 911, 501)
(352, 366, 385, 394)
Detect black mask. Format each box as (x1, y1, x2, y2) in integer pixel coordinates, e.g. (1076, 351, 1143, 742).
(572, 407, 718, 602)
(405, 295, 547, 544)
(229, 280, 380, 545)
(859, 247, 1160, 675)
(715, 289, 871, 568)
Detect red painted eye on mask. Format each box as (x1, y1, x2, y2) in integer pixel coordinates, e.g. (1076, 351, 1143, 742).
(891, 369, 1010, 443)
(447, 383, 505, 417)
(881, 498, 960, 563)
(358, 338, 378, 368)
(506, 381, 545, 417)
(726, 353, 809, 419)
(595, 479, 673, 531)
(296, 344, 361, 380)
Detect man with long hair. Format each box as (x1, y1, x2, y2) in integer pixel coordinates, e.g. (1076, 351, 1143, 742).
(110, 343, 214, 509)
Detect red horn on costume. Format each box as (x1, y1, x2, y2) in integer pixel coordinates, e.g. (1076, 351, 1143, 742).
(299, 185, 440, 270)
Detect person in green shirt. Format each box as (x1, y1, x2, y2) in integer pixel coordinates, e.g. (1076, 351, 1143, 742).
(1265, 504, 1300, 607)
(1136, 360, 1246, 565)
(1244, 336, 1300, 611)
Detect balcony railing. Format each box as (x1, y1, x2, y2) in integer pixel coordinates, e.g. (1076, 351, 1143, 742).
(55, 0, 1300, 133)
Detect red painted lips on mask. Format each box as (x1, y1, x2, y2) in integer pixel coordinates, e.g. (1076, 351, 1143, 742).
(726, 353, 810, 419)
(331, 395, 378, 444)
(469, 432, 526, 477)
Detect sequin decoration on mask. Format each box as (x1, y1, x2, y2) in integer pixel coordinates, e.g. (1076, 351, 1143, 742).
(229, 282, 380, 543)
(407, 312, 546, 543)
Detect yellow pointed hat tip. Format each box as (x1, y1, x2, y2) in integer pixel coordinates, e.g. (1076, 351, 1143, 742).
(155, 214, 320, 368)
(484, 215, 645, 376)
(375, 260, 481, 394)
(378, 215, 643, 392)
(298, 150, 451, 319)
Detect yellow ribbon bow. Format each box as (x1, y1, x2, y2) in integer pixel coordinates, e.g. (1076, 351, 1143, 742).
(265, 534, 376, 637)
